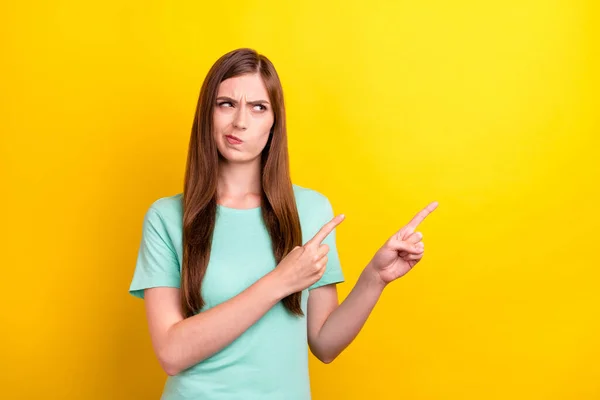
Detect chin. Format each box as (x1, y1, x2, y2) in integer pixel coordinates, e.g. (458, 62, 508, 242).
(218, 147, 254, 164)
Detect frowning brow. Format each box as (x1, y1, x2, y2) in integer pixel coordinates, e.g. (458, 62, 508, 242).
(216, 96, 270, 105)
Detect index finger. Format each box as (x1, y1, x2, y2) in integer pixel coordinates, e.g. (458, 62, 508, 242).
(405, 201, 438, 232)
(306, 214, 345, 248)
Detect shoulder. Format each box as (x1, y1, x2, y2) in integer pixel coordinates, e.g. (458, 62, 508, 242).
(292, 184, 340, 246)
(292, 184, 335, 225)
(145, 193, 183, 224)
(293, 184, 332, 210)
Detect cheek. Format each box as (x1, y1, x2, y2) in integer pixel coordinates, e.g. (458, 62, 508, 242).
(258, 121, 273, 144)
(261, 120, 273, 137)
(213, 113, 228, 133)
(260, 115, 274, 136)
(247, 120, 273, 152)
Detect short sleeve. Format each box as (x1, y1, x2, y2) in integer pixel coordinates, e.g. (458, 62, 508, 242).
(129, 207, 181, 299)
(308, 197, 345, 290)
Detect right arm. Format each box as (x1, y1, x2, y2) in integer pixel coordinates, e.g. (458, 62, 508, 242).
(145, 270, 286, 376)
(144, 214, 345, 376)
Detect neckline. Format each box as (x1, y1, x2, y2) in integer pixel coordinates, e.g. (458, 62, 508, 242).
(216, 204, 262, 214)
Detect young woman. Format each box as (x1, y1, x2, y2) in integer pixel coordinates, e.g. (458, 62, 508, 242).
(129, 48, 437, 399)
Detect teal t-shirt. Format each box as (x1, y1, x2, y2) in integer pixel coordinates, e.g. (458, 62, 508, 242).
(129, 184, 344, 400)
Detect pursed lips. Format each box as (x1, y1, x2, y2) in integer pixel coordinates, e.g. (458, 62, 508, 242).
(225, 134, 243, 143)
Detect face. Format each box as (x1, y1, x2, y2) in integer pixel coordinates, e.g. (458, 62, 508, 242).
(213, 73, 275, 164)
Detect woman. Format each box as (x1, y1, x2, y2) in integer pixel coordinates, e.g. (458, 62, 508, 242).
(129, 48, 437, 399)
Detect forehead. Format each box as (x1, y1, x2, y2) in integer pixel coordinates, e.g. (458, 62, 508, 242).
(217, 73, 269, 100)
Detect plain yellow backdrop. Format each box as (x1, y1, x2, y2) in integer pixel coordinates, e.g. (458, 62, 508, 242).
(1, 1, 599, 399)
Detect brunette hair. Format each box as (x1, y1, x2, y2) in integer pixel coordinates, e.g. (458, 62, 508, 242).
(181, 48, 303, 318)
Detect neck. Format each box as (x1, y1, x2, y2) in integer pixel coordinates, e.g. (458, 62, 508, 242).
(217, 158, 262, 201)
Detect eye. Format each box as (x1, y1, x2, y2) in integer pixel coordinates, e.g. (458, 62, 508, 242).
(254, 104, 267, 111)
(217, 101, 233, 108)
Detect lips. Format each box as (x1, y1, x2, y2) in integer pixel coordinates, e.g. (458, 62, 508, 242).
(225, 135, 243, 144)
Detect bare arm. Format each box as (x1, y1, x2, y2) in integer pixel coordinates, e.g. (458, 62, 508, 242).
(307, 202, 437, 363)
(143, 213, 345, 376)
(145, 271, 285, 376)
(307, 264, 385, 363)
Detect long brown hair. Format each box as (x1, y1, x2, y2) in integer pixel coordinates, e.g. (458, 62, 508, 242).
(181, 48, 303, 318)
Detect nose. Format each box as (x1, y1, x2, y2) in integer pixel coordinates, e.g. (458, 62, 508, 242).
(232, 107, 248, 130)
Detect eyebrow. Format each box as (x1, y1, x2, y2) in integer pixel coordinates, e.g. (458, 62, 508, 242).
(216, 96, 270, 105)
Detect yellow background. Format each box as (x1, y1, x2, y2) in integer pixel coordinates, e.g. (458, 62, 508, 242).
(2, 0, 599, 399)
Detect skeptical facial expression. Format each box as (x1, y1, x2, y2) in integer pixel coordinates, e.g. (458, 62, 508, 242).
(213, 73, 275, 164)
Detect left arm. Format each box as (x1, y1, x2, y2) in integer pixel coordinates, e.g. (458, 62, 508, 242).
(307, 264, 385, 364)
(308, 201, 438, 363)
